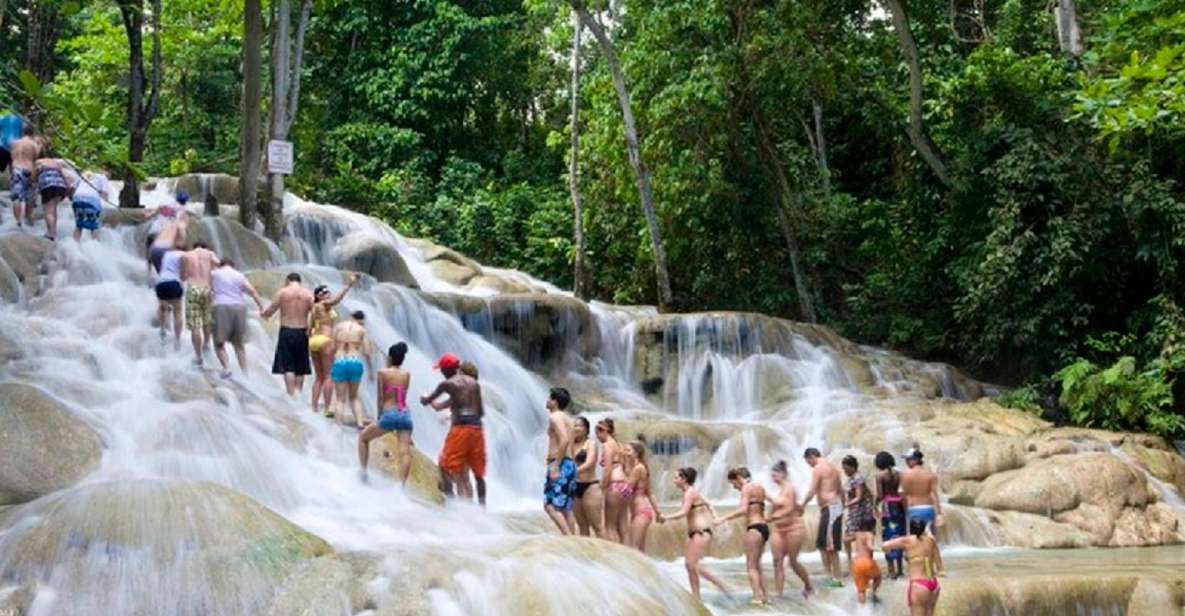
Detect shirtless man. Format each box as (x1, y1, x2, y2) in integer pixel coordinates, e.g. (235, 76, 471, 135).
(33, 157, 74, 241)
(901, 448, 945, 576)
(800, 447, 844, 587)
(261, 272, 315, 397)
(422, 353, 487, 506)
(544, 387, 576, 534)
(330, 310, 374, 428)
(8, 128, 41, 230)
(181, 241, 221, 367)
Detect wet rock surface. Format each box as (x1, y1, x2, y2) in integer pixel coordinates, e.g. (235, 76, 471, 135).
(0, 382, 102, 505)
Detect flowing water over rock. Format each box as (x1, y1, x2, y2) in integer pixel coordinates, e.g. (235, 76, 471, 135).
(1, 183, 1183, 615)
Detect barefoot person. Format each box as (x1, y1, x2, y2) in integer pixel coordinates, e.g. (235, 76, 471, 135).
(70, 169, 112, 241)
(851, 519, 883, 605)
(661, 468, 730, 602)
(33, 157, 73, 241)
(544, 387, 577, 535)
(210, 258, 263, 378)
(571, 416, 604, 537)
(8, 128, 42, 230)
(767, 460, 813, 599)
(261, 273, 315, 398)
(330, 310, 374, 428)
(359, 342, 413, 483)
(883, 518, 941, 616)
(800, 447, 844, 587)
(154, 242, 186, 351)
(308, 276, 358, 416)
(596, 418, 630, 544)
(902, 448, 945, 576)
(875, 451, 907, 579)
(627, 440, 662, 551)
(422, 353, 487, 506)
(843, 456, 875, 574)
(181, 241, 220, 367)
(715, 467, 770, 606)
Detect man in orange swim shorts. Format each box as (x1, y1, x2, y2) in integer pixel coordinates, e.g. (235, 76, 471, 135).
(851, 519, 882, 604)
(422, 352, 487, 506)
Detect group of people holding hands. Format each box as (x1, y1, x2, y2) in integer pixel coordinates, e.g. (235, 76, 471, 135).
(543, 405, 945, 615)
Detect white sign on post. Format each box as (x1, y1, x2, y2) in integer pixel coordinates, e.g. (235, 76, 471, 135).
(267, 140, 294, 175)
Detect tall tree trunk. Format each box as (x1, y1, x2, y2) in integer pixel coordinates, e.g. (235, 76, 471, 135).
(807, 100, 830, 193)
(24, 0, 61, 120)
(239, 0, 264, 229)
(884, 0, 952, 188)
(570, 1, 673, 311)
(751, 108, 818, 324)
(568, 12, 588, 300)
(117, 0, 161, 209)
(1055, 0, 1084, 57)
(263, 0, 311, 240)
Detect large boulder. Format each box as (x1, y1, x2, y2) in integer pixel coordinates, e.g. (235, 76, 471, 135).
(0, 479, 362, 615)
(333, 233, 417, 288)
(0, 382, 102, 505)
(0, 233, 53, 302)
(172, 173, 241, 205)
(188, 216, 277, 270)
(368, 433, 444, 505)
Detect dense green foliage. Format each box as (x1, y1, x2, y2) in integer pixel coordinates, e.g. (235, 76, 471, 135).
(4, 0, 1185, 436)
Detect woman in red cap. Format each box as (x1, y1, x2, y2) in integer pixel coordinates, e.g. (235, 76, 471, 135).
(422, 353, 487, 506)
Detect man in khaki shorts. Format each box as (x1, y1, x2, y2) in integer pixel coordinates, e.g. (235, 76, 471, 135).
(182, 241, 221, 367)
(210, 258, 263, 379)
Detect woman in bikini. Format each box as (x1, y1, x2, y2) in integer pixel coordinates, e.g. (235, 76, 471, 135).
(714, 466, 770, 606)
(571, 417, 604, 537)
(767, 460, 813, 599)
(627, 441, 662, 551)
(661, 467, 729, 602)
(596, 418, 630, 544)
(308, 276, 357, 416)
(883, 518, 941, 616)
(358, 343, 413, 484)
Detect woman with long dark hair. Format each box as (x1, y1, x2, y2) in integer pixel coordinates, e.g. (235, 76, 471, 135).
(571, 416, 604, 537)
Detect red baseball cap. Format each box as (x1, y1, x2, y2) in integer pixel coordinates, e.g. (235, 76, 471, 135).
(433, 352, 461, 371)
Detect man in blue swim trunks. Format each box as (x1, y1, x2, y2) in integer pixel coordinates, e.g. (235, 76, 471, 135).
(902, 448, 946, 576)
(544, 387, 577, 535)
(7, 127, 41, 230)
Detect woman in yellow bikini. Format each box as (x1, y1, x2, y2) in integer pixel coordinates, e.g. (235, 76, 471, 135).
(308, 274, 357, 416)
(883, 518, 941, 616)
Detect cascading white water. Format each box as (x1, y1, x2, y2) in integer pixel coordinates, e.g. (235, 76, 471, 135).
(3, 187, 1184, 615)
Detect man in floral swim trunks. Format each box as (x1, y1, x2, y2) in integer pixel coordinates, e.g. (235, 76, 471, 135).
(544, 387, 576, 534)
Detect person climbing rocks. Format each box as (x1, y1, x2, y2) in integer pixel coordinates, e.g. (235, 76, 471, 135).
(359, 342, 414, 484)
(7, 125, 41, 230)
(146, 191, 187, 277)
(210, 258, 264, 378)
(33, 156, 74, 241)
(875, 451, 907, 579)
(544, 387, 576, 535)
(70, 169, 113, 242)
(901, 448, 945, 577)
(422, 352, 487, 507)
(330, 309, 374, 429)
(660, 467, 731, 602)
(800, 447, 844, 587)
(154, 241, 186, 351)
(308, 274, 358, 417)
(181, 241, 220, 367)
(714, 467, 770, 606)
(261, 272, 315, 398)
(842, 455, 875, 575)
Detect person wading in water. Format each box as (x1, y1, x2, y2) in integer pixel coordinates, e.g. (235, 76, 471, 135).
(422, 353, 487, 506)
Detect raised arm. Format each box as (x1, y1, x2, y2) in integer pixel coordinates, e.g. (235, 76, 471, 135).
(326, 273, 359, 307)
